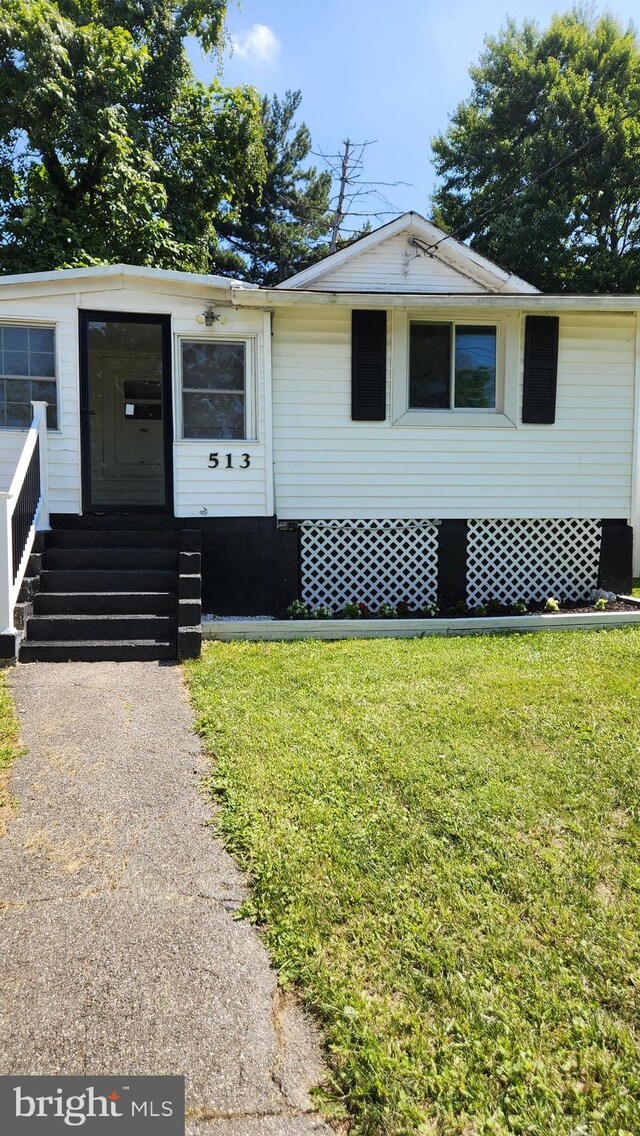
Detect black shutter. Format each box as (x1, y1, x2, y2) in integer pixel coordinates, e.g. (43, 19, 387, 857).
(522, 315, 559, 424)
(351, 310, 387, 420)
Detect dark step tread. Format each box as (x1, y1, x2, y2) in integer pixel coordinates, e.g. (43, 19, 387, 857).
(45, 549, 178, 569)
(19, 640, 176, 662)
(34, 591, 177, 615)
(49, 530, 179, 549)
(50, 514, 179, 531)
(26, 614, 176, 641)
(40, 569, 177, 592)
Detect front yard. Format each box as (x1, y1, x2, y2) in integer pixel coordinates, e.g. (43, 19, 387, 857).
(0, 666, 22, 836)
(186, 631, 640, 1136)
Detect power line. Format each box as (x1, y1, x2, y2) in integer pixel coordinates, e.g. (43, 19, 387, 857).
(419, 105, 639, 258)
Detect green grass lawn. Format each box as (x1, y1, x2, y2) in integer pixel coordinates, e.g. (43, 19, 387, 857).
(186, 631, 640, 1136)
(0, 666, 22, 836)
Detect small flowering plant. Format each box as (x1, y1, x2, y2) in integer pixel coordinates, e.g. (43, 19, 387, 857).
(314, 604, 333, 619)
(544, 597, 560, 612)
(594, 596, 608, 611)
(342, 601, 362, 619)
(377, 602, 398, 619)
(287, 599, 310, 619)
(357, 602, 370, 616)
(396, 599, 412, 617)
(419, 602, 440, 618)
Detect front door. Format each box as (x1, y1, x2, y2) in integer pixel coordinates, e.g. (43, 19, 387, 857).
(80, 311, 172, 511)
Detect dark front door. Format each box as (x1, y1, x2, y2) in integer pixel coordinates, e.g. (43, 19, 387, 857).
(80, 311, 172, 511)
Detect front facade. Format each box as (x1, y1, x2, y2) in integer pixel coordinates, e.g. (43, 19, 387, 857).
(1, 214, 638, 655)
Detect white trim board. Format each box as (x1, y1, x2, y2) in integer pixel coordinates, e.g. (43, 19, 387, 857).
(203, 611, 640, 640)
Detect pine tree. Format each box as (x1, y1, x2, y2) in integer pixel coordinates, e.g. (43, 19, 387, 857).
(214, 90, 334, 285)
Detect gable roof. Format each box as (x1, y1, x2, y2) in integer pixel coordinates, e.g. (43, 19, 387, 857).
(277, 212, 539, 295)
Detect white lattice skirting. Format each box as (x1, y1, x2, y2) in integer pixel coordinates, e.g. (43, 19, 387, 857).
(466, 518, 602, 605)
(300, 520, 439, 610)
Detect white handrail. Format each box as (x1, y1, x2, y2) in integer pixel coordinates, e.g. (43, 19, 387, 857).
(0, 401, 49, 636)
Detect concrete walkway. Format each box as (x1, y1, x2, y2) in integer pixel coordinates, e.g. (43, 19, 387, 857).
(0, 661, 331, 1136)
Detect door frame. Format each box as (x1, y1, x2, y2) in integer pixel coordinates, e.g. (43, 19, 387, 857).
(79, 310, 174, 514)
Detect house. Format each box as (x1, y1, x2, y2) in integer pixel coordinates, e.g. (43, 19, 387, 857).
(0, 212, 637, 660)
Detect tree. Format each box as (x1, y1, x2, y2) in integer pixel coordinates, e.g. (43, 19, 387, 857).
(0, 0, 266, 274)
(213, 90, 334, 286)
(431, 9, 640, 292)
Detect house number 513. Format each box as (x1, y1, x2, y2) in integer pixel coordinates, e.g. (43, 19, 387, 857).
(208, 452, 251, 469)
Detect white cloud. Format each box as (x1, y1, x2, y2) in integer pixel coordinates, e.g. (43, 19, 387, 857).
(231, 23, 281, 66)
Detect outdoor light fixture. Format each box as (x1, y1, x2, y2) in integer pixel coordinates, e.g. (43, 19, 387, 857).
(197, 305, 221, 326)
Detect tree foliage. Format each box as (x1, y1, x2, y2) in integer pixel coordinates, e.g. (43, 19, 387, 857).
(0, 0, 266, 273)
(213, 90, 334, 285)
(431, 9, 640, 292)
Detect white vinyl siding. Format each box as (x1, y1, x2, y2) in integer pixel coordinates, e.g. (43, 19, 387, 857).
(271, 307, 636, 520)
(0, 282, 272, 518)
(0, 293, 80, 511)
(171, 308, 269, 518)
(307, 232, 494, 293)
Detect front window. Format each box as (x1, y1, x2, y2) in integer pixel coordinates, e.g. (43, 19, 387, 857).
(409, 322, 496, 410)
(0, 325, 57, 428)
(181, 339, 247, 439)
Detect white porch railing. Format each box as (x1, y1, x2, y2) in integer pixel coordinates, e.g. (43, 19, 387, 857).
(0, 401, 50, 636)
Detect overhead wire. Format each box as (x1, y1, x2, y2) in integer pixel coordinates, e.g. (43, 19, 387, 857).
(416, 104, 639, 258)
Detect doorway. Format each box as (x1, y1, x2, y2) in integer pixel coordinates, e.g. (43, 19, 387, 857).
(79, 311, 172, 511)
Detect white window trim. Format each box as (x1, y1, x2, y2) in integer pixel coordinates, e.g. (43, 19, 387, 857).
(175, 332, 257, 443)
(391, 310, 519, 428)
(0, 318, 60, 433)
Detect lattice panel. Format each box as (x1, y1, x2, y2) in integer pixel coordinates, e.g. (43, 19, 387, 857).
(300, 520, 439, 610)
(466, 518, 601, 605)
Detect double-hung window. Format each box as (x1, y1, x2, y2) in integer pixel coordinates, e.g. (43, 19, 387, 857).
(0, 325, 57, 429)
(181, 339, 249, 440)
(409, 322, 497, 411)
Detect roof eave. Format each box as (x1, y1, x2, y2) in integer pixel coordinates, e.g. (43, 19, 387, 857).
(232, 287, 640, 312)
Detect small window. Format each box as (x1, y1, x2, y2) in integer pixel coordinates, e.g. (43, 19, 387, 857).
(0, 325, 57, 428)
(409, 322, 496, 411)
(181, 339, 247, 439)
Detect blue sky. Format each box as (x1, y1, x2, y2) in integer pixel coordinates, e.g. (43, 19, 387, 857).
(189, 1, 639, 222)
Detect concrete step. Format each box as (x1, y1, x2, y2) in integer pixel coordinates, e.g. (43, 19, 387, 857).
(33, 591, 177, 616)
(25, 614, 176, 641)
(19, 639, 176, 662)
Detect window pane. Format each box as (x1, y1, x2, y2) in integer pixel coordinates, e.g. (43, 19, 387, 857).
(88, 320, 162, 355)
(6, 403, 31, 427)
(28, 327, 54, 353)
(454, 326, 496, 408)
(182, 341, 245, 391)
(5, 379, 30, 403)
(2, 327, 28, 352)
(409, 323, 451, 408)
(29, 351, 55, 377)
(33, 379, 57, 405)
(183, 392, 245, 439)
(3, 351, 29, 376)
